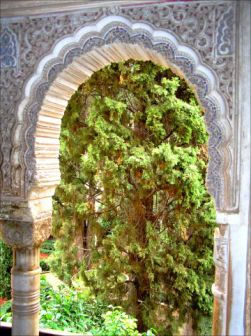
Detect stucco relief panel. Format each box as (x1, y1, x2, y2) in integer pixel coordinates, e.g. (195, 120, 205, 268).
(0, 1, 237, 211)
(0, 26, 18, 68)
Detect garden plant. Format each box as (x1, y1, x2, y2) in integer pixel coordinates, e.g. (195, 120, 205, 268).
(50, 60, 216, 335)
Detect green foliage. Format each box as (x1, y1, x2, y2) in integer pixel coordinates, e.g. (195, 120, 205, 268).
(40, 276, 107, 333)
(41, 239, 55, 254)
(48, 238, 81, 285)
(40, 239, 55, 272)
(0, 300, 12, 322)
(0, 239, 12, 299)
(192, 311, 212, 336)
(92, 310, 156, 336)
(40, 259, 50, 272)
(51, 60, 216, 334)
(0, 276, 155, 335)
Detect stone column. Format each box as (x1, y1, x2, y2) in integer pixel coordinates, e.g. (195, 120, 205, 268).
(0, 216, 52, 336)
(212, 225, 229, 336)
(12, 247, 41, 336)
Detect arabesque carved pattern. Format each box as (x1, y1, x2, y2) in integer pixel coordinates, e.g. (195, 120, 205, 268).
(0, 26, 18, 68)
(216, 6, 234, 57)
(121, 1, 236, 119)
(21, 22, 227, 208)
(0, 1, 236, 211)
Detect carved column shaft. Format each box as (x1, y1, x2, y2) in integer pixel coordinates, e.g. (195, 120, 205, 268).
(12, 247, 41, 336)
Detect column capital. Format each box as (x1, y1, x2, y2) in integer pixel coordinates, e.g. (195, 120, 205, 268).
(0, 216, 51, 248)
(0, 189, 53, 248)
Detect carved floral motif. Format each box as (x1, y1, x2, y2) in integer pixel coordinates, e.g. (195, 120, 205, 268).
(21, 23, 226, 208)
(216, 7, 234, 57)
(0, 26, 18, 68)
(0, 3, 240, 333)
(121, 2, 236, 119)
(0, 1, 236, 210)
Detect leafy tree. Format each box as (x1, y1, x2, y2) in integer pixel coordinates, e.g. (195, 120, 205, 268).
(0, 239, 12, 299)
(50, 60, 216, 334)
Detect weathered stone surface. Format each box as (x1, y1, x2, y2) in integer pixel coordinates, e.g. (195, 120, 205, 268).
(11, 247, 41, 336)
(0, 217, 51, 248)
(212, 225, 229, 336)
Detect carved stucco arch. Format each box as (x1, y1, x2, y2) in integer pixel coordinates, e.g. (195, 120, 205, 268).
(1, 15, 232, 334)
(14, 16, 231, 222)
(2, 9, 248, 336)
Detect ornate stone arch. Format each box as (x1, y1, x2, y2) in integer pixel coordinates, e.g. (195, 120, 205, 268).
(1, 2, 250, 335)
(2, 9, 248, 336)
(14, 15, 231, 216)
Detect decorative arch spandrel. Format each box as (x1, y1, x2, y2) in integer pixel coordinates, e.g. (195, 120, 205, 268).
(9, 16, 232, 215)
(0, 1, 237, 213)
(0, 3, 243, 334)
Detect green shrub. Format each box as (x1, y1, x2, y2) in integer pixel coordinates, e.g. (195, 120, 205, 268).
(91, 310, 156, 336)
(40, 239, 54, 272)
(0, 300, 12, 323)
(0, 240, 12, 299)
(40, 276, 155, 335)
(41, 239, 55, 254)
(40, 259, 50, 272)
(196, 314, 212, 335)
(0, 276, 155, 335)
(39, 275, 108, 333)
